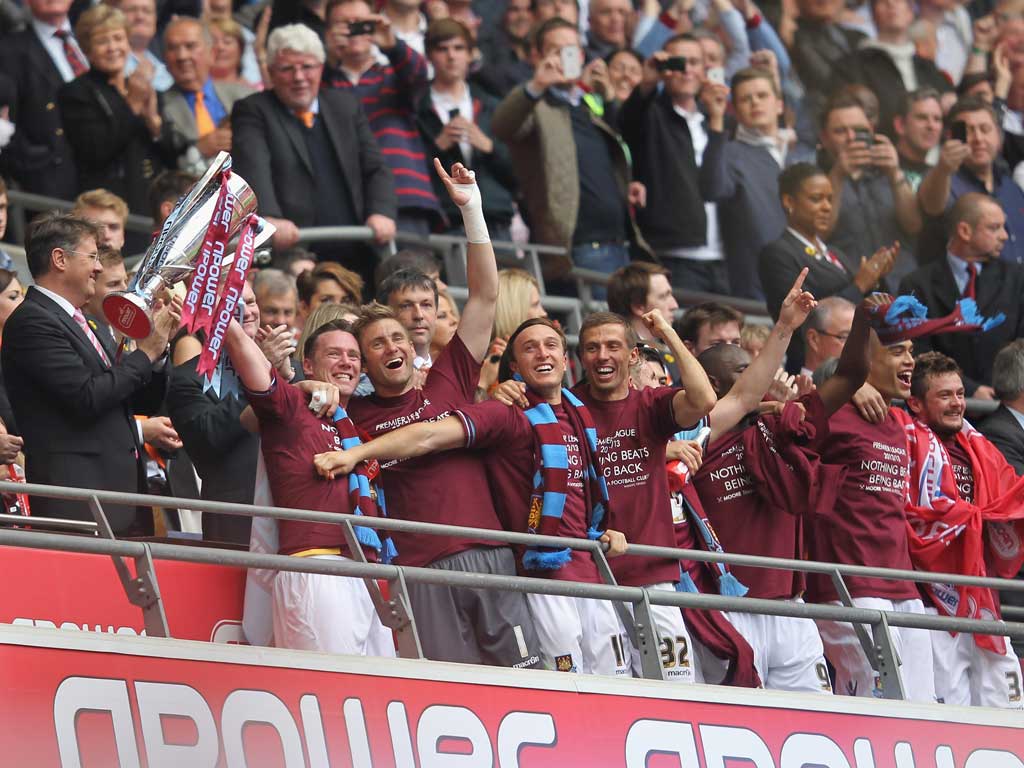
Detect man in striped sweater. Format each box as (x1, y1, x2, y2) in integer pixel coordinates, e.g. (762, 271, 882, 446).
(323, 0, 441, 235)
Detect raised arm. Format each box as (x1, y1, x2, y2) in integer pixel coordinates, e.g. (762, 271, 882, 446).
(314, 414, 466, 479)
(638, 309, 717, 428)
(224, 319, 272, 392)
(708, 268, 816, 440)
(436, 159, 499, 361)
(815, 296, 873, 415)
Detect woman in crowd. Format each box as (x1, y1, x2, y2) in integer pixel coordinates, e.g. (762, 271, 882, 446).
(430, 289, 461, 362)
(0, 268, 24, 432)
(759, 163, 896, 321)
(209, 17, 262, 89)
(58, 5, 181, 214)
(607, 49, 644, 104)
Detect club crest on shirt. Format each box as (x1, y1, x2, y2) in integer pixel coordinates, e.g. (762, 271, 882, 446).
(528, 495, 542, 531)
(555, 654, 576, 672)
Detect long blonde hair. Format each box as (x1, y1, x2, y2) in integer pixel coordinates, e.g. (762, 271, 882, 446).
(494, 269, 540, 340)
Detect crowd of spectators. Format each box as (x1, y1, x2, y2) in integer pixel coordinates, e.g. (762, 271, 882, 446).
(1, 0, 1024, 708)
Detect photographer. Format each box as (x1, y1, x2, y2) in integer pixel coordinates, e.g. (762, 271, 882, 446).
(620, 35, 729, 294)
(322, 0, 439, 235)
(816, 92, 921, 287)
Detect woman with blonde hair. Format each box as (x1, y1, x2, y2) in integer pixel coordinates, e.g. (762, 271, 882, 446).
(58, 4, 179, 213)
(479, 269, 547, 396)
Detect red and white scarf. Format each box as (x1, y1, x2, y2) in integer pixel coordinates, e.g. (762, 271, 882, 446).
(897, 409, 1024, 652)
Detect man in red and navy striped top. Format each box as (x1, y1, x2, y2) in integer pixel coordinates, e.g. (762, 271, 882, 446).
(323, 0, 441, 234)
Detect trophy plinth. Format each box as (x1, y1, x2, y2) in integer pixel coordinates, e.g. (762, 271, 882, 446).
(103, 291, 154, 339)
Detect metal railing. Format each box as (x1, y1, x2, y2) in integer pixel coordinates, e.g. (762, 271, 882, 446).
(1, 480, 1021, 701)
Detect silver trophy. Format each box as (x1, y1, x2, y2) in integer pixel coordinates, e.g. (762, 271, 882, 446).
(103, 152, 276, 339)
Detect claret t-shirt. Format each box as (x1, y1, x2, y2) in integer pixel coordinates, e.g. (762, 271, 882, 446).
(348, 334, 503, 568)
(246, 371, 374, 559)
(456, 398, 601, 584)
(808, 403, 918, 602)
(692, 392, 830, 600)
(574, 384, 687, 587)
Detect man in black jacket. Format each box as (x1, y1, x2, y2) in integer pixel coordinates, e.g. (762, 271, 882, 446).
(621, 34, 727, 294)
(830, 0, 951, 136)
(0, 0, 84, 199)
(899, 192, 1024, 398)
(231, 23, 397, 266)
(418, 19, 517, 240)
(166, 282, 262, 545)
(2, 214, 178, 533)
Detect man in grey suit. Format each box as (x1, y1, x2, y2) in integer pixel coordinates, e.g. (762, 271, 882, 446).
(161, 16, 253, 175)
(231, 23, 396, 266)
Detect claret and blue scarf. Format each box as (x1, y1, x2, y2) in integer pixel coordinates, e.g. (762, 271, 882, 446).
(332, 405, 397, 563)
(517, 380, 609, 571)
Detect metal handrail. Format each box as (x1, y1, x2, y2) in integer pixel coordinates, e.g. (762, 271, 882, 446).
(6, 189, 154, 233)
(2, 527, 1017, 640)
(2, 480, 1021, 595)
(3, 479, 1020, 699)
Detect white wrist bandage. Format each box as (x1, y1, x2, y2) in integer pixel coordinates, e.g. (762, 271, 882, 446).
(457, 171, 489, 244)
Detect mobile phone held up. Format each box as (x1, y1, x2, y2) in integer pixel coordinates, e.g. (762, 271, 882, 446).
(657, 56, 687, 73)
(951, 121, 968, 143)
(853, 127, 875, 146)
(560, 45, 582, 81)
(448, 107, 460, 119)
(348, 19, 376, 36)
(706, 66, 725, 85)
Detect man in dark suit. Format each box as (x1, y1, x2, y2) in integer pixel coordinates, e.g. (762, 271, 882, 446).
(2, 213, 180, 534)
(166, 282, 262, 545)
(231, 23, 397, 267)
(899, 192, 1024, 399)
(981, 340, 1024, 475)
(0, 0, 84, 199)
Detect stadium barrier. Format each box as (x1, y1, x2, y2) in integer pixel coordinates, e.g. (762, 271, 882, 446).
(1, 480, 1021, 703)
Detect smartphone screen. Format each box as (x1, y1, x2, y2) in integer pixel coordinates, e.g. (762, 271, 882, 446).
(448, 107, 460, 119)
(706, 67, 725, 85)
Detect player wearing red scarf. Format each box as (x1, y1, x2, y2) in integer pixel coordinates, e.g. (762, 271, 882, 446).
(903, 352, 1024, 709)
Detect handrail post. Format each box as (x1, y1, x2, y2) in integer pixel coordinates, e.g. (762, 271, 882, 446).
(87, 495, 170, 638)
(831, 568, 878, 665)
(339, 520, 423, 659)
(872, 612, 906, 700)
(633, 588, 668, 681)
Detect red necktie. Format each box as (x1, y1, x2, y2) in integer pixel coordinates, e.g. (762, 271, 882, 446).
(73, 309, 111, 366)
(824, 249, 844, 271)
(53, 29, 88, 77)
(963, 263, 977, 299)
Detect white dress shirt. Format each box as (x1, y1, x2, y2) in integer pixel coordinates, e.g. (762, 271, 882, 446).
(31, 16, 84, 83)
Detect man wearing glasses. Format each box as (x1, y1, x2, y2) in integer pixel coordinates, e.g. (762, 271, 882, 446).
(2, 213, 180, 534)
(801, 296, 856, 378)
(232, 23, 397, 276)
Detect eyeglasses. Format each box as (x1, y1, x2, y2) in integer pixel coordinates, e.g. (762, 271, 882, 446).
(65, 249, 101, 261)
(816, 331, 850, 343)
(272, 63, 321, 77)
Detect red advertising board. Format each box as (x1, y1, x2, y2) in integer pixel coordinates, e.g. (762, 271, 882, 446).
(1, 626, 1021, 768)
(0, 545, 246, 643)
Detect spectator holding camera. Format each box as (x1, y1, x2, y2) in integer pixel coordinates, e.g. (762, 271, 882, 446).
(816, 93, 920, 287)
(322, 0, 440, 235)
(417, 19, 517, 241)
(699, 65, 789, 299)
(621, 35, 729, 294)
(830, 0, 951, 136)
(492, 17, 650, 294)
(918, 97, 1024, 266)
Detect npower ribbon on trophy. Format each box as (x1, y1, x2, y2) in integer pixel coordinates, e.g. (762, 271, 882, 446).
(101, 152, 275, 379)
